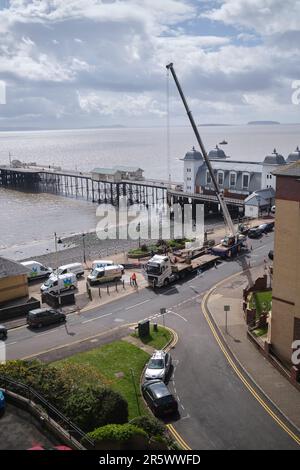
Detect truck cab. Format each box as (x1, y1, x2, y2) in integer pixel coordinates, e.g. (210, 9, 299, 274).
(144, 255, 173, 288)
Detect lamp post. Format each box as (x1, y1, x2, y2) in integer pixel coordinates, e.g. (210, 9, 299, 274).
(54, 232, 63, 309)
(82, 233, 86, 265)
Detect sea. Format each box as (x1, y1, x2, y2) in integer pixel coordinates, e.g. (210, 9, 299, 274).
(0, 124, 299, 259)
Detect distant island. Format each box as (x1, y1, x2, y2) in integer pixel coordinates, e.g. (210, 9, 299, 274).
(248, 121, 280, 125)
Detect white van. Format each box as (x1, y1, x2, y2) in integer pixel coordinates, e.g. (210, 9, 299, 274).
(87, 265, 123, 285)
(91, 259, 124, 273)
(41, 273, 77, 295)
(54, 263, 84, 279)
(21, 261, 53, 280)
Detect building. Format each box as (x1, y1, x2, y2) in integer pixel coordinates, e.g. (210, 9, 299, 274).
(270, 161, 300, 365)
(182, 146, 300, 199)
(91, 166, 144, 183)
(0, 257, 30, 305)
(244, 188, 275, 218)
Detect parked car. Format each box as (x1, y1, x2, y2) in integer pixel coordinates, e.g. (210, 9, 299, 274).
(41, 273, 77, 295)
(91, 260, 125, 274)
(144, 350, 172, 382)
(248, 227, 263, 239)
(268, 250, 274, 261)
(142, 379, 178, 417)
(21, 261, 53, 280)
(0, 325, 7, 340)
(87, 265, 123, 285)
(55, 263, 84, 279)
(27, 308, 66, 329)
(271, 205, 276, 214)
(258, 222, 274, 234)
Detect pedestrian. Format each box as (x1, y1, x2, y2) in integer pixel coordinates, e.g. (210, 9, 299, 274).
(131, 272, 137, 287)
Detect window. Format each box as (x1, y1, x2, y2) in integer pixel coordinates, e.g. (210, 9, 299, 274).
(218, 171, 224, 186)
(242, 173, 250, 189)
(230, 172, 237, 188)
(206, 171, 212, 185)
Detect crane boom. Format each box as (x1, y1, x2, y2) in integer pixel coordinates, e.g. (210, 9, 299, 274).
(166, 62, 236, 237)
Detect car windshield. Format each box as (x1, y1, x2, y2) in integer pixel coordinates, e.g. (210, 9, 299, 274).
(157, 395, 174, 405)
(148, 359, 164, 369)
(43, 279, 52, 287)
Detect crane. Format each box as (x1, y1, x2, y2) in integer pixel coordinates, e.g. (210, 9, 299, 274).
(166, 63, 237, 243)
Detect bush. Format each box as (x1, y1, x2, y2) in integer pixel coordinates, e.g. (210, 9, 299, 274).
(0, 361, 128, 432)
(141, 244, 148, 252)
(87, 423, 147, 443)
(130, 415, 165, 437)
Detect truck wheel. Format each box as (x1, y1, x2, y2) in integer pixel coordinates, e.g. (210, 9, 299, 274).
(164, 278, 169, 287)
(38, 323, 43, 329)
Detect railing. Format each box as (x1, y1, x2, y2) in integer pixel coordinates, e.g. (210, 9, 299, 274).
(0, 374, 94, 449)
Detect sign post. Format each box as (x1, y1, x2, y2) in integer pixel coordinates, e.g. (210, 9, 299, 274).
(224, 305, 230, 334)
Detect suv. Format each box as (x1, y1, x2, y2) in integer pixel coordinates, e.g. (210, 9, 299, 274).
(142, 380, 178, 417)
(248, 227, 263, 239)
(144, 350, 172, 382)
(0, 325, 7, 340)
(27, 308, 66, 329)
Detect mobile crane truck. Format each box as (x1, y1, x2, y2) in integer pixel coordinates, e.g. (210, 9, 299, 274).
(144, 63, 246, 288)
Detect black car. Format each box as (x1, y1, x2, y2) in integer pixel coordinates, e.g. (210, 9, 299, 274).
(248, 227, 263, 239)
(258, 222, 275, 234)
(142, 379, 178, 417)
(27, 308, 66, 329)
(0, 325, 7, 340)
(268, 250, 274, 261)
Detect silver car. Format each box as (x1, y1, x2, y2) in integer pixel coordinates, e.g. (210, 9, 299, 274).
(144, 350, 172, 382)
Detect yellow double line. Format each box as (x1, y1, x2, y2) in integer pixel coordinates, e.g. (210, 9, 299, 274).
(167, 424, 191, 450)
(202, 281, 300, 447)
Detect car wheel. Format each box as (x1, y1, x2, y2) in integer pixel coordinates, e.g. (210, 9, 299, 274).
(163, 278, 169, 287)
(70, 285, 76, 290)
(60, 317, 65, 323)
(38, 323, 43, 329)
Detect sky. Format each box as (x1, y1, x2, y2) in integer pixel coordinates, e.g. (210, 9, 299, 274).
(0, 0, 300, 129)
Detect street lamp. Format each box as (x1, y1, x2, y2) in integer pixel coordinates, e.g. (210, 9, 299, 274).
(82, 233, 87, 265)
(54, 232, 63, 309)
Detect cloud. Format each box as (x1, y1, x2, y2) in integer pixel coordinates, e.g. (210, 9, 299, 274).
(0, 0, 299, 128)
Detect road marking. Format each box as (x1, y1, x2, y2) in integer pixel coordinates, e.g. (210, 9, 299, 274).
(125, 299, 150, 311)
(166, 309, 188, 322)
(7, 341, 17, 346)
(81, 312, 113, 324)
(201, 276, 300, 447)
(167, 424, 191, 450)
(19, 323, 137, 360)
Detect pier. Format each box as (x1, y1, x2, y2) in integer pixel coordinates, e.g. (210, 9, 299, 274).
(0, 165, 168, 207)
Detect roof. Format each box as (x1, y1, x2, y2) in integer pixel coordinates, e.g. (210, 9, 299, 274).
(244, 188, 275, 206)
(92, 168, 120, 175)
(113, 166, 143, 173)
(287, 146, 300, 163)
(263, 149, 286, 165)
(272, 160, 300, 178)
(208, 146, 227, 159)
(0, 257, 30, 279)
(183, 147, 203, 161)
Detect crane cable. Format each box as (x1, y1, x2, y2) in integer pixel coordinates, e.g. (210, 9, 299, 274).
(166, 67, 171, 189)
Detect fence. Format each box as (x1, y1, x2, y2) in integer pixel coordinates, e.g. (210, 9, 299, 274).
(0, 374, 94, 449)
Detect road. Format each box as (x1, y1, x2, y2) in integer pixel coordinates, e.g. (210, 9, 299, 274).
(5, 233, 300, 450)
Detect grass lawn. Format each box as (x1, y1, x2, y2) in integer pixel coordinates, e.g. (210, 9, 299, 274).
(56, 341, 150, 420)
(132, 325, 172, 350)
(249, 291, 272, 318)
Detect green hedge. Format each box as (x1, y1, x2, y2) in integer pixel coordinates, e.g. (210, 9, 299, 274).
(130, 416, 165, 437)
(0, 360, 128, 432)
(87, 424, 147, 443)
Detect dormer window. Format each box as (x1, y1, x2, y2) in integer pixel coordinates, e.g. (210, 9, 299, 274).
(242, 173, 250, 189)
(217, 171, 224, 186)
(206, 171, 212, 184)
(230, 172, 237, 188)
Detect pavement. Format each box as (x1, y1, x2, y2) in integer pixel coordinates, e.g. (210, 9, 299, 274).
(3, 230, 300, 449)
(205, 265, 300, 431)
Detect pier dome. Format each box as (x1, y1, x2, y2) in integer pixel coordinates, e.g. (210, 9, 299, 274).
(208, 145, 227, 159)
(287, 146, 300, 163)
(183, 146, 203, 161)
(263, 149, 286, 165)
